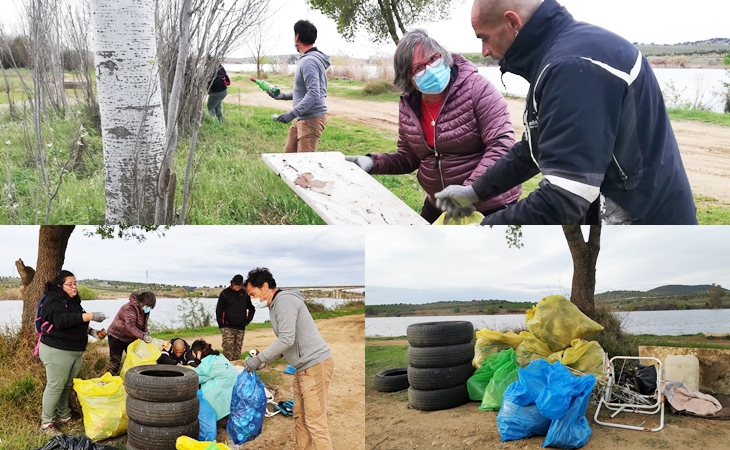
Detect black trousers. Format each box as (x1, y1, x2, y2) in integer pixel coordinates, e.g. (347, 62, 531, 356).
(108, 335, 133, 376)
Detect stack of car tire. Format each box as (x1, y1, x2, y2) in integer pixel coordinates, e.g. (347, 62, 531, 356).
(125, 365, 201, 450)
(406, 321, 475, 411)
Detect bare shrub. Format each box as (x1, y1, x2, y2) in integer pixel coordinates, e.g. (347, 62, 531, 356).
(373, 54, 394, 81)
(328, 55, 370, 81)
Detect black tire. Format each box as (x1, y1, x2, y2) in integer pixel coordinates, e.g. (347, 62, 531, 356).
(408, 342, 475, 368)
(408, 384, 470, 411)
(407, 362, 474, 390)
(373, 367, 409, 392)
(127, 419, 199, 450)
(124, 365, 198, 403)
(406, 321, 474, 347)
(126, 396, 199, 427)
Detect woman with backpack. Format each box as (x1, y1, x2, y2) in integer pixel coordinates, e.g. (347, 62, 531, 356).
(37, 270, 107, 434)
(106, 291, 157, 376)
(207, 55, 230, 122)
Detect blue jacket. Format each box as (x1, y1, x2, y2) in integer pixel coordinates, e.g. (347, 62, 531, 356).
(472, 0, 697, 224)
(194, 354, 238, 420)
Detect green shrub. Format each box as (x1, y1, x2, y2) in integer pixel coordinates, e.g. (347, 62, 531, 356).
(176, 297, 212, 329)
(724, 52, 730, 66)
(590, 305, 638, 357)
(362, 79, 398, 95)
(77, 284, 97, 300)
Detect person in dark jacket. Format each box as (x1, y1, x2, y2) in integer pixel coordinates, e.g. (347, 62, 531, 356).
(435, 0, 697, 225)
(37, 270, 107, 434)
(207, 55, 230, 122)
(345, 29, 520, 223)
(106, 291, 156, 376)
(216, 274, 255, 361)
(157, 338, 199, 367)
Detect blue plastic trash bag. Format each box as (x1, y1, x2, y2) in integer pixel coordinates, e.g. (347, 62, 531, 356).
(509, 359, 551, 406)
(227, 371, 267, 445)
(542, 374, 595, 449)
(496, 383, 552, 441)
(198, 390, 217, 442)
(283, 365, 297, 375)
(535, 361, 575, 420)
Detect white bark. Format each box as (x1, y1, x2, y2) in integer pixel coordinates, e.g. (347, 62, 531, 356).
(91, 0, 166, 225)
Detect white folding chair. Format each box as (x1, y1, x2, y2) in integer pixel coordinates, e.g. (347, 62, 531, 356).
(594, 356, 664, 432)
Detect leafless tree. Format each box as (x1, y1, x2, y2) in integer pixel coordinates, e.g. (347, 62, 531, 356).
(153, 0, 272, 224)
(248, 18, 277, 79)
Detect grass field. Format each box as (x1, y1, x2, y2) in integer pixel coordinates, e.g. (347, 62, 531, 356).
(2, 70, 730, 224)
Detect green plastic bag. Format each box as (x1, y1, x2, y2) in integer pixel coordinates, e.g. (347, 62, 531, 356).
(467, 351, 505, 401)
(479, 348, 519, 410)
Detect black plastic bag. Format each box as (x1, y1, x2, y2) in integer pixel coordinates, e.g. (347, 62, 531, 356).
(634, 363, 657, 395)
(33, 435, 118, 450)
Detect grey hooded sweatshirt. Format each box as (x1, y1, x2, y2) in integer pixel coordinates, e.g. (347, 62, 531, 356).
(290, 48, 330, 120)
(258, 289, 331, 372)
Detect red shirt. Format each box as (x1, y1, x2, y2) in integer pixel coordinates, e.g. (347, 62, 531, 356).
(419, 97, 444, 147)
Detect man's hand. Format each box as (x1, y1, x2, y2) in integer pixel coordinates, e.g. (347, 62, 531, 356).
(91, 312, 106, 322)
(244, 355, 266, 372)
(434, 185, 479, 213)
(444, 205, 477, 223)
(142, 334, 153, 344)
(345, 155, 374, 173)
(273, 112, 295, 124)
(267, 90, 287, 100)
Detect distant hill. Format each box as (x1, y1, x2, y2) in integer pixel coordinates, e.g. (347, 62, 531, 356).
(647, 284, 728, 295)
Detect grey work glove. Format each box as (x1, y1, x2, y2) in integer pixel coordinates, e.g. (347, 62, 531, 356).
(444, 205, 477, 223)
(244, 355, 266, 372)
(434, 185, 479, 213)
(273, 112, 295, 124)
(267, 90, 287, 100)
(142, 334, 153, 344)
(91, 312, 107, 322)
(345, 155, 374, 173)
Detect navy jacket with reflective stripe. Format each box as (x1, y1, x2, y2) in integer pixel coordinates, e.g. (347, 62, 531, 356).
(472, 0, 697, 224)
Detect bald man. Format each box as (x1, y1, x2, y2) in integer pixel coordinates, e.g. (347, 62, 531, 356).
(435, 0, 697, 225)
(157, 338, 199, 367)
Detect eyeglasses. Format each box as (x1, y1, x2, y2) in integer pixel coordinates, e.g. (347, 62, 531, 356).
(411, 53, 443, 78)
(63, 282, 78, 287)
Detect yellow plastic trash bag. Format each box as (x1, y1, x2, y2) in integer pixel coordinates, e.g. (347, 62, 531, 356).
(176, 436, 232, 450)
(548, 339, 605, 376)
(433, 211, 485, 225)
(525, 295, 604, 353)
(515, 331, 553, 367)
(72, 372, 127, 441)
(473, 329, 524, 368)
(120, 338, 162, 380)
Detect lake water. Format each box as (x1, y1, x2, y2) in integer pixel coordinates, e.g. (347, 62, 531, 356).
(0, 297, 350, 332)
(365, 309, 730, 337)
(229, 63, 728, 114)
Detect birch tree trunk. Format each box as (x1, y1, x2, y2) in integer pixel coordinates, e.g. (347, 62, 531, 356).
(91, 0, 166, 225)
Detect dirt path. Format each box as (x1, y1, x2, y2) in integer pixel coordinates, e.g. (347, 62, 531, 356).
(365, 341, 730, 450)
(227, 91, 730, 204)
(197, 314, 365, 449)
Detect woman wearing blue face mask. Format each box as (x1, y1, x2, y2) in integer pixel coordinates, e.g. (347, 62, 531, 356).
(345, 29, 521, 223)
(106, 291, 157, 376)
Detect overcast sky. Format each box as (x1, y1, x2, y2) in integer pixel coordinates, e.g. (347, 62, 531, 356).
(0, 226, 365, 287)
(1, 0, 727, 58)
(366, 226, 730, 305)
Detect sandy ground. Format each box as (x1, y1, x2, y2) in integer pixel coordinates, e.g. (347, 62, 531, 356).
(227, 91, 730, 204)
(365, 341, 730, 450)
(197, 314, 365, 449)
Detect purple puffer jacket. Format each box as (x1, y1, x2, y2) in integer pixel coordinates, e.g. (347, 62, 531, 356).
(370, 54, 521, 211)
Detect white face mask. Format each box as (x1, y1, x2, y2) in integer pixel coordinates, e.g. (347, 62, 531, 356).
(251, 297, 268, 309)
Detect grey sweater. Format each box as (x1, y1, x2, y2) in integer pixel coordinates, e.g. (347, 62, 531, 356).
(258, 290, 331, 371)
(289, 48, 330, 120)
